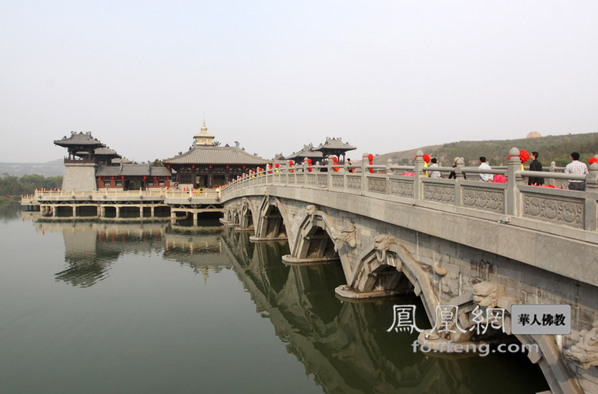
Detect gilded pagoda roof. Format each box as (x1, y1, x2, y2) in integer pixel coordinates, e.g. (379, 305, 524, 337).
(162, 145, 269, 166)
(314, 137, 356, 152)
(54, 131, 105, 147)
(96, 164, 171, 177)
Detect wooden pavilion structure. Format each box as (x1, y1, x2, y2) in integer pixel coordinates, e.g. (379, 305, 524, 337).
(162, 121, 269, 189)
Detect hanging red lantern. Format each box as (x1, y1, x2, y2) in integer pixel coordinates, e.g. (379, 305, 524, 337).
(226, 165, 229, 169)
(209, 165, 212, 169)
(143, 176, 146, 179)
(98, 177, 101, 180)
(275, 163, 280, 168)
(589, 157, 598, 164)
(422, 154, 430, 163)
(519, 149, 530, 163)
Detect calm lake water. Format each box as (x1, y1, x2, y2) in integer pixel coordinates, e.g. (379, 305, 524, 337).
(0, 205, 549, 393)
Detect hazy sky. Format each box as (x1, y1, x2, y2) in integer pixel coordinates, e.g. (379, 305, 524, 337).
(1, 0, 597, 163)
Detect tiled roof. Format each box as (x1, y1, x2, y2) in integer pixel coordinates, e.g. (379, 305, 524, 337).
(162, 145, 269, 165)
(314, 137, 356, 152)
(94, 147, 121, 157)
(96, 164, 171, 177)
(284, 144, 324, 161)
(54, 131, 105, 147)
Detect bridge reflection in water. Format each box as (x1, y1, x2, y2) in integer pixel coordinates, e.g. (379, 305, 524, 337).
(221, 227, 548, 394)
(35, 215, 548, 393)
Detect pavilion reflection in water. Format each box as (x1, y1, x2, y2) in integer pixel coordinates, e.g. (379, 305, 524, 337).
(30, 217, 231, 287)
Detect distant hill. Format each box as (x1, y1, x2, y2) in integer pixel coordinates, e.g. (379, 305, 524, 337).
(373, 132, 598, 167)
(0, 159, 64, 177)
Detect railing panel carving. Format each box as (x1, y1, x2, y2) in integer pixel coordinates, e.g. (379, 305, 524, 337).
(462, 187, 504, 213)
(347, 175, 361, 190)
(331, 175, 345, 189)
(367, 177, 387, 194)
(523, 194, 584, 229)
(391, 179, 414, 198)
(317, 174, 328, 188)
(424, 184, 455, 203)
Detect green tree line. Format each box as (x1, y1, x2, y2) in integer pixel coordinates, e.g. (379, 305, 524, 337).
(0, 174, 63, 197)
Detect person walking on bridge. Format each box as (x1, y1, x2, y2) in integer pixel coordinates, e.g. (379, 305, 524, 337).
(429, 158, 442, 178)
(565, 152, 589, 190)
(478, 157, 492, 182)
(528, 151, 544, 185)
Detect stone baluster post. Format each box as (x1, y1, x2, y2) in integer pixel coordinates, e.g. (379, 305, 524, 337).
(327, 155, 333, 190)
(361, 153, 368, 194)
(386, 159, 392, 195)
(548, 161, 557, 186)
(414, 150, 424, 201)
(506, 147, 523, 216)
(454, 157, 465, 207)
(584, 163, 598, 231)
(302, 159, 308, 185)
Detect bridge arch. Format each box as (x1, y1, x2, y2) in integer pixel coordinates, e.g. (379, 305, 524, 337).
(282, 205, 347, 269)
(338, 235, 439, 323)
(252, 195, 288, 241)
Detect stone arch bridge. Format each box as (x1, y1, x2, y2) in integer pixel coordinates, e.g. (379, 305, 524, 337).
(220, 150, 598, 394)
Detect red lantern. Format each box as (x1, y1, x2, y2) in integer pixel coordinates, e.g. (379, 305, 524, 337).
(275, 163, 280, 168)
(243, 165, 246, 169)
(121, 176, 124, 179)
(111, 176, 114, 180)
(423, 154, 430, 163)
(192, 165, 195, 169)
(368, 154, 373, 162)
(209, 165, 212, 169)
(143, 176, 146, 179)
(589, 157, 598, 164)
(226, 165, 229, 169)
(519, 149, 529, 163)
(98, 177, 101, 180)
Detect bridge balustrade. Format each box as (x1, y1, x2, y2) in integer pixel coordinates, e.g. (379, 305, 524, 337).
(223, 148, 598, 232)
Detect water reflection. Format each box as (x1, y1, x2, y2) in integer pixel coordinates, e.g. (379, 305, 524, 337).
(164, 225, 231, 279)
(0, 202, 21, 221)
(221, 227, 548, 394)
(31, 218, 232, 287)
(18, 209, 548, 393)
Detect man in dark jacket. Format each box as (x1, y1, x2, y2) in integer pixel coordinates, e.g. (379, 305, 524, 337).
(528, 151, 544, 185)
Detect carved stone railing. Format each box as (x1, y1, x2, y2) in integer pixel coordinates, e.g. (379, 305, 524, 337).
(222, 149, 598, 232)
